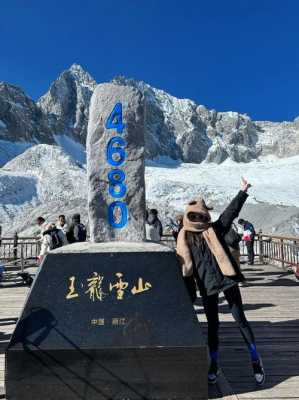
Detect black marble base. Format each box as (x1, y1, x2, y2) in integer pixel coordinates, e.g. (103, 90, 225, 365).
(6, 242, 208, 399)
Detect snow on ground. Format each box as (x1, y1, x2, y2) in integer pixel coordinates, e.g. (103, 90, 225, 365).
(0, 144, 299, 235)
(0, 144, 87, 235)
(54, 134, 86, 165)
(145, 155, 299, 211)
(0, 173, 38, 227)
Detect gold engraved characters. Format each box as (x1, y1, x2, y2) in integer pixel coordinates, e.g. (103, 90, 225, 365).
(112, 317, 126, 326)
(91, 318, 127, 327)
(66, 272, 152, 301)
(85, 272, 107, 302)
(91, 318, 105, 326)
(131, 278, 152, 295)
(66, 276, 79, 300)
(109, 273, 129, 300)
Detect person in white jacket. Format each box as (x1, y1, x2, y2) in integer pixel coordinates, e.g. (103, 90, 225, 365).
(56, 214, 68, 235)
(36, 216, 47, 239)
(38, 223, 68, 264)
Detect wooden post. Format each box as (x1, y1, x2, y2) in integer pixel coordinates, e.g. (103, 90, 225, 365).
(258, 229, 264, 264)
(20, 243, 24, 273)
(0, 225, 2, 246)
(280, 238, 285, 269)
(13, 232, 18, 263)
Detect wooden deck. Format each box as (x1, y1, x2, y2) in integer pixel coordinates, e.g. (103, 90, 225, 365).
(200, 262, 299, 399)
(0, 262, 299, 399)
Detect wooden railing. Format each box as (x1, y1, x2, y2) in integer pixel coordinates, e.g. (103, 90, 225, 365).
(0, 233, 40, 267)
(259, 233, 299, 269)
(161, 231, 299, 270)
(1, 231, 298, 271)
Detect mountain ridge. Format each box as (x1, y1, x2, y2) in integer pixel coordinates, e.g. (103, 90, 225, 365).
(0, 64, 299, 167)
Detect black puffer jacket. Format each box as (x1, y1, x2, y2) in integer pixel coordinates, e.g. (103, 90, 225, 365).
(189, 191, 248, 296)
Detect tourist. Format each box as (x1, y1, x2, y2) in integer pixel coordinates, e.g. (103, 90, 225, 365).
(176, 178, 265, 386)
(56, 214, 68, 235)
(145, 208, 163, 242)
(238, 218, 256, 265)
(38, 223, 68, 264)
(224, 222, 242, 267)
(66, 214, 87, 243)
(172, 214, 184, 242)
(36, 216, 47, 235)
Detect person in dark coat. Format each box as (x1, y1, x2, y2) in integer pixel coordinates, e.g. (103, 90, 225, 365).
(172, 214, 184, 242)
(147, 209, 163, 240)
(66, 214, 87, 244)
(176, 178, 265, 386)
(224, 222, 242, 267)
(238, 218, 256, 265)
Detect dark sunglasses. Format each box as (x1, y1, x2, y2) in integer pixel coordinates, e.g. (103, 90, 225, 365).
(188, 212, 210, 223)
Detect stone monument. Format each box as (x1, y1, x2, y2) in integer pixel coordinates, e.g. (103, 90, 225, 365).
(5, 83, 208, 399)
(87, 83, 146, 242)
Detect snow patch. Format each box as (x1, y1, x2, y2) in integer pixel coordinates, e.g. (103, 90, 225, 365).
(54, 134, 86, 165)
(145, 155, 299, 210)
(0, 174, 38, 205)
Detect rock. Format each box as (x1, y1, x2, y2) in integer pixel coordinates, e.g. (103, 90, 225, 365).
(0, 82, 52, 144)
(37, 64, 97, 144)
(87, 83, 146, 242)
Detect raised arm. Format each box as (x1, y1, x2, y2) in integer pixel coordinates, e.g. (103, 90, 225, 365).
(214, 178, 251, 234)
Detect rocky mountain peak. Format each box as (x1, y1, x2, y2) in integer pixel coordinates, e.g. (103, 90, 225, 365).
(68, 63, 97, 89)
(0, 81, 52, 146)
(1, 65, 299, 167)
(37, 64, 97, 144)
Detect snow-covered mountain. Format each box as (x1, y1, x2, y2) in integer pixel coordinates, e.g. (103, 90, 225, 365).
(37, 64, 97, 145)
(0, 64, 299, 236)
(0, 64, 95, 166)
(112, 76, 299, 163)
(1, 64, 299, 168)
(0, 145, 298, 236)
(0, 145, 87, 235)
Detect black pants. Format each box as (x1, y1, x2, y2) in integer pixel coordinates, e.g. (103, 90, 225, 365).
(201, 284, 255, 353)
(246, 241, 255, 264)
(184, 276, 197, 303)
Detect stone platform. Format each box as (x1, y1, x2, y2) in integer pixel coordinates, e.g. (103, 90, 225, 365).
(5, 242, 208, 399)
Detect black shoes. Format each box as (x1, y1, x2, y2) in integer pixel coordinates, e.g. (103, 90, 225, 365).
(208, 360, 219, 384)
(208, 357, 265, 386)
(252, 358, 266, 385)
(18, 272, 33, 286)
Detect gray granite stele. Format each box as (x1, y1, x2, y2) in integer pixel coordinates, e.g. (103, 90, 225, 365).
(87, 83, 146, 242)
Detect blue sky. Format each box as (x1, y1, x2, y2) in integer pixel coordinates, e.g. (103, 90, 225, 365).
(1, 0, 299, 121)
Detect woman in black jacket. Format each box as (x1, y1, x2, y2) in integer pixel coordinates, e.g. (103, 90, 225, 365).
(177, 178, 265, 385)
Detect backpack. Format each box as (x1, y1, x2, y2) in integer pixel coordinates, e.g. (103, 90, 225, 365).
(242, 229, 253, 242)
(49, 229, 63, 249)
(76, 223, 87, 242)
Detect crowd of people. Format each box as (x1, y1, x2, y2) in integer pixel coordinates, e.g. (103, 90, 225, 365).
(36, 213, 87, 263)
